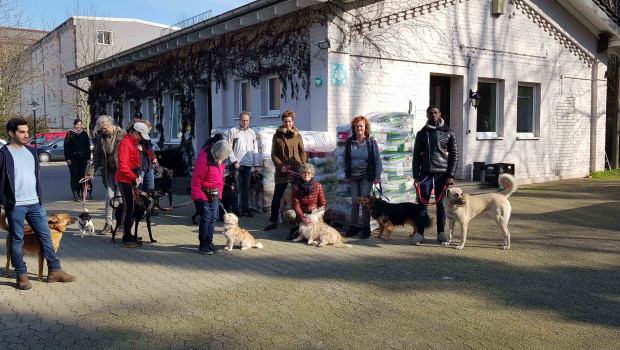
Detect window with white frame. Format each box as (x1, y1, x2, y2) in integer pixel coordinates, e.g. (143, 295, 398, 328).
(268, 77, 281, 114)
(170, 94, 182, 140)
(147, 98, 158, 140)
(476, 81, 500, 136)
(238, 80, 251, 115)
(517, 84, 537, 136)
(97, 31, 112, 45)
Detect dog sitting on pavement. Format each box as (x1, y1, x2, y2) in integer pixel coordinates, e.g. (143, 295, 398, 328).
(1, 211, 77, 281)
(77, 208, 95, 238)
(358, 194, 433, 241)
(294, 208, 351, 248)
(110, 189, 165, 244)
(222, 213, 264, 251)
(442, 173, 517, 250)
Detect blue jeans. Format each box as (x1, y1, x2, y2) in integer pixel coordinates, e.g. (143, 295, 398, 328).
(350, 177, 373, 228)
(6, 203, 61, 276)
(140, 169, 155, 191)
(417, 172, 447, 236)
(195, 198, 219, 249)
(232, 166, 252, 213)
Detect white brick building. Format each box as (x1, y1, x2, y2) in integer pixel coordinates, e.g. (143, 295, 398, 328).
(67, 0, 620, 183)
(18, 17, 169, 129)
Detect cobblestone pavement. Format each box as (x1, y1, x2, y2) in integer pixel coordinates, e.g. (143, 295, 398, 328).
(1, 163, 619, 349)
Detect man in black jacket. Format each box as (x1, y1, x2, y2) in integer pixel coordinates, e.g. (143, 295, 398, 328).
(64, 119, 91, 201)
(411, 106, 458, 245)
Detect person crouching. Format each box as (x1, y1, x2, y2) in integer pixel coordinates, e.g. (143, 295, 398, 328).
(286, 163, 326, 240)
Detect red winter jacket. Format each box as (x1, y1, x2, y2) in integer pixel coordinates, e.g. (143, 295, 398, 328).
(292, 181, 326, 220)
(191, 147, 225, 201)
(114, 134, 140, 184)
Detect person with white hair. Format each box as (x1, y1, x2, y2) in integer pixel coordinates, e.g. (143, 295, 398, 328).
(191, 137, 233, 255)
(286, 162, 326, 240)
(84, 115, 126, 235)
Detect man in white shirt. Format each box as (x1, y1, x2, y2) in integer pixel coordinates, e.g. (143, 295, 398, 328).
(225, 112, 261, 217)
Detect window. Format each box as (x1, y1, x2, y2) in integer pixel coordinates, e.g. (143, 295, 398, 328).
(239, 81, 251, 114)
(268, 77, 281, 113)
(170, 94, 182, 140)
(147, 98, 158, 139)
(476, 81, 499, 136)
(517, 85, 536, 136)
(97, 31, 112, 45)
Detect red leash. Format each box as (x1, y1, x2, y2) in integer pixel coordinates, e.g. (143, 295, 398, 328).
(415, 183, 452, 206)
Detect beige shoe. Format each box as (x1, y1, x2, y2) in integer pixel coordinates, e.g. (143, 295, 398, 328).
(47, 269, 76, 283)
(16, 275, 32, 290)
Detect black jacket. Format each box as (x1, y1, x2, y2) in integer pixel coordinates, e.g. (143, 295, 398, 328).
(64, 129, 90, 160)
(0, 145, 43, 210)
(412, 123, 458, 179)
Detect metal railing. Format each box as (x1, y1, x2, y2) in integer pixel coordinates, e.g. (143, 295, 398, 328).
(160, 10, 213, 37)
(595, 0, 620, 25)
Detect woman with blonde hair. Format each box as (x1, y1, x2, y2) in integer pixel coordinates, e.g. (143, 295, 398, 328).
(191, 137, 233, 255)
(343, 116, 382, 239)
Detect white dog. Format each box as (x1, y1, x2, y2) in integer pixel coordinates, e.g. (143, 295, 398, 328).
(443, 173, 517, 250)
(77, 208, 95, 238)
(222, 213, 264, 251)
(294, 208, 351, 248)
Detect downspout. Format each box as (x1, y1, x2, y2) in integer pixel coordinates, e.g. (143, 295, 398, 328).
(590, 59, 598, 172)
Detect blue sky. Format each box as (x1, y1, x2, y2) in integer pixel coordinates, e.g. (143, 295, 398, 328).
(21, 0, 253, 30)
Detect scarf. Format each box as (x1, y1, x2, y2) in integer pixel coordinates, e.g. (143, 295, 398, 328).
(298, 179, 315, 197)
(70, 127, 84, 134)
(426, 118, 444, 130)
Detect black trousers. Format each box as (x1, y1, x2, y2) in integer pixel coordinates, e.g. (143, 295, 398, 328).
(68, 158, 89, 194)
(268, 182, 290, 223)
(118, 181, 135, 241)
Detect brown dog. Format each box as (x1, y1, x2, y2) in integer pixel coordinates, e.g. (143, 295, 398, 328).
(1, 210, 76, 281)
(358, 195, 433, 240)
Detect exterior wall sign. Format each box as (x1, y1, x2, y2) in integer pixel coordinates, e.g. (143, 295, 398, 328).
(330, 63, 347, 86)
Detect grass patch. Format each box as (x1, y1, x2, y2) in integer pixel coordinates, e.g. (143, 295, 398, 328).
(589, 169, 620, 179)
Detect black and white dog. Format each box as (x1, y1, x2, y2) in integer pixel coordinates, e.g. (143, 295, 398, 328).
(77, 208, 95, 238)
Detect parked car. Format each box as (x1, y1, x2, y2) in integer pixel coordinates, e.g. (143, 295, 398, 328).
(27, 132, 67, 146)
(36, 137, 94, 163)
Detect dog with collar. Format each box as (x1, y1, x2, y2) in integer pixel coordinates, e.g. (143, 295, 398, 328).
(77, 208, 95, 238)
(358, 195, 433, 240)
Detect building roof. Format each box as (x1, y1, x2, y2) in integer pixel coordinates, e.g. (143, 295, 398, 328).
(0, 26, 48, 43)
(66, 0, 329, 81)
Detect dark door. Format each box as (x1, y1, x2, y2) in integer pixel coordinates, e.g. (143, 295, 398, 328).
(430, 76, 451, 127)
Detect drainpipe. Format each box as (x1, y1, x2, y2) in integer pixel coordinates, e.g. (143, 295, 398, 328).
(590, 59, 598, 172)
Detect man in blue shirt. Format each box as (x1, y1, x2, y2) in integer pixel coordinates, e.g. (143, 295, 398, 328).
(0, 118, 76, 290)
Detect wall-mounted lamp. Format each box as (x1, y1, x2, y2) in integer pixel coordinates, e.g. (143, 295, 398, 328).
(317, 39, 331, 50)
(469, 89, 481, 109)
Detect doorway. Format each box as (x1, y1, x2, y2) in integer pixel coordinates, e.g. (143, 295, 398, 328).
(430, 76, 451, 127)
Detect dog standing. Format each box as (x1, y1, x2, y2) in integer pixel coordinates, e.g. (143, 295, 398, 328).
(294, 208, 351, 248)
(222, 213, 264, 251)
(1, 211, 76, 281)
(77, 208, 95, 238)
(249, 171, 264, 211)
(358, 195, 434, 240)
(110, 189, 164, 244)
(443, 173, 517, 250)
(154, 167, 174, 212)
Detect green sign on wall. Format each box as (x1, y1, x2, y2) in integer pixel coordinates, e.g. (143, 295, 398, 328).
(330, 63, 347, 86)
(315, 77, 323, 87)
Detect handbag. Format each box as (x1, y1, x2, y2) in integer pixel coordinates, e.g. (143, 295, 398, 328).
(201, 187, 220, 202)
(350, 169, 367, 180)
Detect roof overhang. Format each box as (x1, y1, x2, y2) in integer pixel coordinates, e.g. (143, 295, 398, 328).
(558, 0, 620, 56)
(66, 0, 329, 82)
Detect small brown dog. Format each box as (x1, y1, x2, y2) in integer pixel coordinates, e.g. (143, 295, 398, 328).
(222, 213, 264, 251)
(358, 195, 433, 240)
(1, 211, 76, 281)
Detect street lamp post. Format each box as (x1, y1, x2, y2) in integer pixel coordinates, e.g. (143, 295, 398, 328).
(29, 101, 40, 150)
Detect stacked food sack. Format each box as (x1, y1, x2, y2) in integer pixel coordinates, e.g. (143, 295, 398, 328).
(331, 112, 426, 228)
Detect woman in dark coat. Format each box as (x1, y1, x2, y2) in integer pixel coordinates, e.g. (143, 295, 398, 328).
(64, 119, 91, 201)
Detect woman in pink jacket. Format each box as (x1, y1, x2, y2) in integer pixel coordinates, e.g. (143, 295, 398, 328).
(191, 138, 232, 255)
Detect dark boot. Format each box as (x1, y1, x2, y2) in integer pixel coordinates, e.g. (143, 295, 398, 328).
(16, 275, 32, 290)
(360, 226, 371, 239)
(72, 191, 79, 202)
(345, 225, 361, 237)
(264, 222, 277, 231)
(287, 226, 298, 240)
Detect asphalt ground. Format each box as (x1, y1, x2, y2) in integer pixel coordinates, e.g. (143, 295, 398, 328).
(0, 162, 619, 349)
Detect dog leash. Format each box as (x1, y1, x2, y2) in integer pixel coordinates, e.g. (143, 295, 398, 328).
(371, 183, 389, 202)
(78, 161, 92, 211)
(415, 183, 452, 206)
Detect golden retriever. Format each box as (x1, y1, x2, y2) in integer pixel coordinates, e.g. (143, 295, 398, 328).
(1, 210, 77, 280)
(294, 208, 352, 248)
(443, 173, 517, 250)
(222, 213, 264, 251)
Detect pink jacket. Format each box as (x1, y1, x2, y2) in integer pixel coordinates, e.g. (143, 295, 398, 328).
(191, 147, 225, 201)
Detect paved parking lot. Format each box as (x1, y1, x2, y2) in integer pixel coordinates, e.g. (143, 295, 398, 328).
(1, 163, 619, 349)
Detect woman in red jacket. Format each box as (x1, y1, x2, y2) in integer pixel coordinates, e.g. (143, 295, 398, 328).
(191, 138, 232, 255)
(287, 163, 326, 240)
